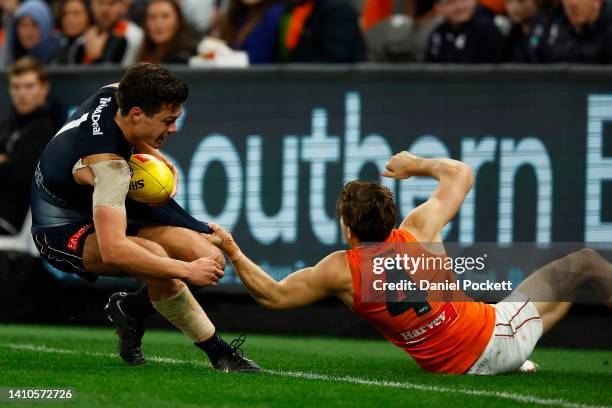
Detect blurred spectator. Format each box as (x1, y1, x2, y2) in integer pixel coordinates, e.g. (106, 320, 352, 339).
(219, 0, 284, 64)
(0, 57, 57, 235)
(138, 0, 196, 63)
(125, 0, 219, 34)
(0, 0, 60, 66)
(503, 0, 538, 61)
(279, 0, 366, 63)
(424, 0, 504, 63)
(125, 0, 147, 26)
(77, 0, 143, 65)
(535, 0, 612, 63)
(1, 0, 20, 56)
(365, 0, 441, 62)
(53, 0, 93, 64)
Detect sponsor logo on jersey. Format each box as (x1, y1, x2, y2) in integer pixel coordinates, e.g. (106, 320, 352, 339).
(92, 97, 112, 136)
(67, 224, 93, 253)
(397, 302, 459, 344)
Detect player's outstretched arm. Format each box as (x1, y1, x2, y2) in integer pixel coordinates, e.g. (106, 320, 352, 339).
(382, 151, 473, 242)
(206, 223, 342, 309)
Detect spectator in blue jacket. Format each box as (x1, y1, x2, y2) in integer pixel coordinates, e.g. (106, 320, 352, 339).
(219, 0, 284, 64)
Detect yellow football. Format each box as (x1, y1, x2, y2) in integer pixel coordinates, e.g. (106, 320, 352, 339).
(127, 154, 174, 204)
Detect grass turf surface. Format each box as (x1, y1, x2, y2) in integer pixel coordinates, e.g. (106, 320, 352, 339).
(0, 324, 610, 408)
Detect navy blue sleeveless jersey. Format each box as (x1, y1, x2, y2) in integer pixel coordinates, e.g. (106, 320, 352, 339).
(31, 86, 211, 235)
(31, 86, 133, 228)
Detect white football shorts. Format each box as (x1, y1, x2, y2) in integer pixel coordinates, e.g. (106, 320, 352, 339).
(467, 291, 543, 375)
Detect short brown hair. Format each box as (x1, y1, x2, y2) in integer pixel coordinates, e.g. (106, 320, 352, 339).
(336, 181, 397, 242)
(9, 57, 48, 83)
(116, 63, 189, 117)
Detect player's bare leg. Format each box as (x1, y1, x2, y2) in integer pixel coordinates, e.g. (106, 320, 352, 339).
(82, 234, 173, 364)
(137, 225, 225, 266)
(516, 248, 612, 334)
(136, 225, 260, 372)
(84, 228, 260, 371)
(83, 234, 217, 365)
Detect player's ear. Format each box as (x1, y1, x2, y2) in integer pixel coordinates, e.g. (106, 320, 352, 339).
(130, 107, 144, 124)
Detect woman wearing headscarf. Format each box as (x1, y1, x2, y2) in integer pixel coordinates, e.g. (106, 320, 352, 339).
(1, 0, 60, 66)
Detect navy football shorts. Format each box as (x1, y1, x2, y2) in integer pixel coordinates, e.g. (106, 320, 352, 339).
(31, 199, 212, 282)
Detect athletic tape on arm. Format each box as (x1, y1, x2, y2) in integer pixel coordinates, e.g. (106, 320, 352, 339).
(90, 160, 131, 210)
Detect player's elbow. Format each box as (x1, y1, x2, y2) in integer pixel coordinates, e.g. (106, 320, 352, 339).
(451, 162, 473, 192)
(256, 298, 280, 309)
(99, 244, 123, 267)
(256, 287, 288, 310)
(257, 298, 288, 310)
(461, 164, 474, 190)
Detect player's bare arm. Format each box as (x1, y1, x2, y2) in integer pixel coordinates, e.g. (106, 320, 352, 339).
(206, 223, 352, 309)
(74, 153, 222, 286)
(382, 151, 473, 242)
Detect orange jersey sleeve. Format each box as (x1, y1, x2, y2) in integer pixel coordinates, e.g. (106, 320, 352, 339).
(347, 229, 495, 374)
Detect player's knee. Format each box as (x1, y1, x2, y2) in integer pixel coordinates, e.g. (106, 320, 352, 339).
(573, 248, 599, 271)
(576, 248, 597, 258)
(140, 240, 168, 258)
(146, 277, 183, 299)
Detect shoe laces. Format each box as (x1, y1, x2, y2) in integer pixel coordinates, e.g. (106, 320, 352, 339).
(229, 335, 246, 357)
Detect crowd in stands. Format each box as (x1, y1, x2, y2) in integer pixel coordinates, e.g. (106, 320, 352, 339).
(0, 0, 610, 67)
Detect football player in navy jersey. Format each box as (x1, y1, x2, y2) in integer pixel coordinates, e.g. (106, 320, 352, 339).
(31, 63, 260, 372)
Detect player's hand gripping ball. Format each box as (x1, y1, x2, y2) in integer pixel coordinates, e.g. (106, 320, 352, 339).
(127, 154, 174, 204)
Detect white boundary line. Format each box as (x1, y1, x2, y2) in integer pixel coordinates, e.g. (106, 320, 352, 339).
(1, 343, 610, 408)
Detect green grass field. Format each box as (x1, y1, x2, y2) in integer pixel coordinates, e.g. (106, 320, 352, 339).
(0, 324, 610, 408)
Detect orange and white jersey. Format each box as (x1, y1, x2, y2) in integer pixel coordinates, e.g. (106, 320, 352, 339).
(347, 229, 495, 374)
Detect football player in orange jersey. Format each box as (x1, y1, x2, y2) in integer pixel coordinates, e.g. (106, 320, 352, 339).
(206, 151, 612, 375)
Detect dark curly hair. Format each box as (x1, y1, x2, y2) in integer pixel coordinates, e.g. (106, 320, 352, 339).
(336, 181, 397, 242)
(116, 63, 188, 117)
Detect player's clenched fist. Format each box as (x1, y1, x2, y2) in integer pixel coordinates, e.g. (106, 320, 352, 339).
(381, 151, 423, 179)
(185, 256, 224, 287)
